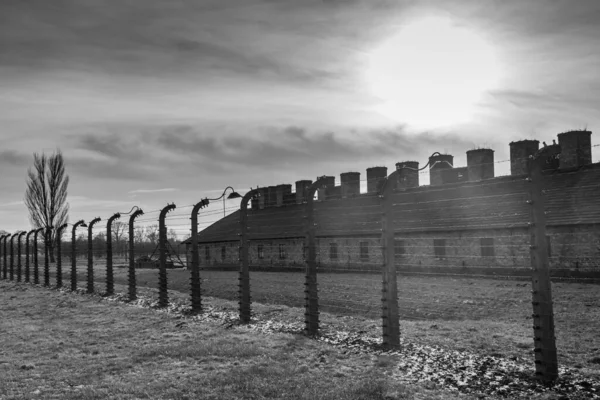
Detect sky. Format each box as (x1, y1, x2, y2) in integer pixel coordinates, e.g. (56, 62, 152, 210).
(1, 0, 600, 234)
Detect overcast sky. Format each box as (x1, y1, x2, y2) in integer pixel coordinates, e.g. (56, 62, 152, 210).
(1, 0, 599, 234)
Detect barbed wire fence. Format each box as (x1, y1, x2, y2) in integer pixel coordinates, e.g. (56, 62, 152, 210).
(0, 153, 598, 384)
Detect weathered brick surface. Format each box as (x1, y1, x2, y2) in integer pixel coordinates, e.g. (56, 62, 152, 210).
(189, 225, 600, 274)
(185, 165, 600, 276)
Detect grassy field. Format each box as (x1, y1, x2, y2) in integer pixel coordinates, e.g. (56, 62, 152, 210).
(46, 262, 600, 373)
(0, 280, 481, 400)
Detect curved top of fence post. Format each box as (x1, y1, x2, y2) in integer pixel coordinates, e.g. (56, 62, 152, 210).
(87, 218, 101, 236)
(57, 223, 68, 235)
(306, 176, 333, 207)
(159, 203, 176, 219)
(10, 232, 19, 243)
(129, 209, 144, 224)
(379, 169, 401, 198)
(73, 220, 87, 231)
(88, 218, 101, 227)
(192, 199, 209, 216)
(107, 213, 121, 228)
(26, 229, 36, 240)
(240, 189, 260, 212)
(18, 231, 26, 239)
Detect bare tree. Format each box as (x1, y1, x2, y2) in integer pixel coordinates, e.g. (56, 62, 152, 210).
(134, 226, 145, 244)
(168, 229, 178, 244)
(145, 224, 159, 245)
(24, 150, 69, 262)
(112, 221, 128, 257)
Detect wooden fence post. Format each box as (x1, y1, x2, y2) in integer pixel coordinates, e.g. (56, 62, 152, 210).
(380, 170, 400, 348)
(528, 156, 558, 382)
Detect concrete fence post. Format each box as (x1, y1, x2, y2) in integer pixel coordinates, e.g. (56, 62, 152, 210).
(379, 170, 401, 348)
(44, 226, 53, 287)
(10, 233, 18, 281)
(33, 228, 43, 284)
(1, 235, 7, 279)
(71, 220, 86, 291)
(239, 190, 258, 323)
(128, 209, 143, 301)
(106, 213, 121, 296)
(56, 224, 68, 288)
(25, 230, 35, 283)
(158, 204, 176, 307)
(70, 224, 76, 290)
(87, 218, 101, 293)
(527, 156, 558, 382)
(304, 177, 330, 336)
(190, 199, 209, 313)
(17, 231, 26, 282)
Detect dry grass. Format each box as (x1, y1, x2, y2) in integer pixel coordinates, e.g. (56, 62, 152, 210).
(0, 280, 477, 400)
(52, 263, 600, 373)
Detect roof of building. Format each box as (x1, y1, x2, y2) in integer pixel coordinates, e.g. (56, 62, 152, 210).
(186, 163, 600, 244)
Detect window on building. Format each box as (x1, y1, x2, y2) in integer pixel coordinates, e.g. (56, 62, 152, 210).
(329, 243, 338, 260)
(360, 241, 369, 261)
(205, 246, 210, 261)
(221, 246, 226, 261)
(433, 239, 446, 259)
(481, 238, 495, 257)
(257, 244, 264, 259)
(394, 239, 405, 258)
(546, 235, 552, 257)
(279, 244, 287, 260)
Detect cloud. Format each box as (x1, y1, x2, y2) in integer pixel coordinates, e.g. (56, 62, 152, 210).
(0, 0, 344, 88)
(0, 200, 24, 207)
(0, 150, 30, 166)
(128, 188, 178, 194)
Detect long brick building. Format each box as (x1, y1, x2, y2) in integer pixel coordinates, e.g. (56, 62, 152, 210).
(186, 130, 599, 277)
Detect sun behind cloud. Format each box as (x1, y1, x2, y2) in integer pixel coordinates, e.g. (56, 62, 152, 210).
(366, 15, 502, 130)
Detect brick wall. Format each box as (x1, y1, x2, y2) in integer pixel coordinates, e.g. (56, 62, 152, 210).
(189, 225, 600, 275)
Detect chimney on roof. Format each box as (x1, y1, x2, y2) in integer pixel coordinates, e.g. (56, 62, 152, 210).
(558, 130, 592, 169)
(266, 186, 277, 208)
(275, 184, 292, 207)
(256, 187, 267, 209)
(366, 167, 387, 193)
(317, 176, 335, 201)
(441, 167, 468, 184)
(340, 172, 360, 198)
(429, 153, 454, 185)
(466, 148, 495, 181)
(537, 141, 561, 171)
(295, 180, 312, 204)
(395, 161, 419, 189)
(509, 140, 539, 176)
